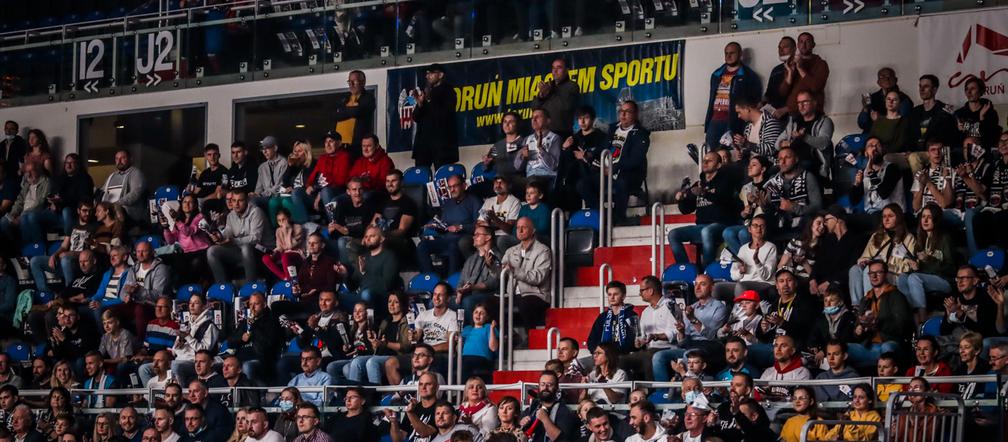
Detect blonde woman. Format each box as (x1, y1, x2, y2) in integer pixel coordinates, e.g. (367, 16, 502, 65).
(268, 140, 316, 224)
(458, 377, 499, 436)
(227, 408, 251, 442)
(49, 360, 79, 389)
(91, 412, 116, 442)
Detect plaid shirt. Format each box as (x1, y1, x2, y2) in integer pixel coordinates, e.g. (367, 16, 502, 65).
(294, 428, 334, 442)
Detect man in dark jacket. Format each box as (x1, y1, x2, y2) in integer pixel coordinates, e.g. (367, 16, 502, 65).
(185, 380, 233, 442)
(586, 281, 639, 355)
(857, 67, 913, 133)
(667, 151, 740, 266)
(752, 268, 822, 367)
(0, 121, 26, 178)
(521, 371, 580, 442)
(764, 36, 795, 117)
(704, 42, 762, 148)
(907, 75, 958, 155)
(412, 63, 458, 170)
(532, 58, 581, 140)
(228, 292, 283, 384)
(46, 153, 95, 235)
(334, 70, 377, 158)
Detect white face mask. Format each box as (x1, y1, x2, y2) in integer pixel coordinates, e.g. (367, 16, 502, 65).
(779, 54, 791, 63)
(4, 134, 13, 141)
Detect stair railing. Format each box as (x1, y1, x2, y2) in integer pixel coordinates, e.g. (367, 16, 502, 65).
(599, 150, 614, 247)
(598, 263, 613, 313)
(650, 202, 666, 276)
(447, 330, 459, 401)
(545, 327, 561, 359)
(549, 207, 566, 308)
(498, 267, 513, 371)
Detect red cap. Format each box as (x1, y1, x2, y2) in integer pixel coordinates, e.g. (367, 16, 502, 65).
(734, 290, 760, 303)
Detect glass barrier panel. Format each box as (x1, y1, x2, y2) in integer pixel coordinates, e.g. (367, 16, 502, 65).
(812, 0, 902, 24)
(182, 2, 257, 78)
(118, 27, 185, 92)
(251, 1, 329, 74)
(732, 0, 809, 31)
(0, 45, 65, 99)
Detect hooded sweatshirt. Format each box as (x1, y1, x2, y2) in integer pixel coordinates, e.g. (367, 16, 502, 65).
(347, 147, 395, 191)
(813, 366, 860, 401)
(306, 150, 352, 190)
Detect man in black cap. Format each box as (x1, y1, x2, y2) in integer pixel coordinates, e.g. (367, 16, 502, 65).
(412, 63, 458, 171)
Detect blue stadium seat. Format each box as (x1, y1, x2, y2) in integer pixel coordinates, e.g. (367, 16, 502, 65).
(704, 261, 732, 282)
(46, 242, 62, 256)
(5, 343, 30, 362)
(663, 263, 698, 300)
(35, 291, 54, 305)
(154, 185, 181, 202)
(836, 134, 867, 157)
(239, 280, 268, 299)
(269, 281, 295, 305)
(434, 164, 467, 182)
(920, 316, 943, 337)
(444, 272, 461, 289)
(403, 167, 432, 187)
(408, 273, 441, 296)
(207, 283, 236, 305)
(21, 243, 45, 258)
(470, 161, 496, 185)
(970, 248, 1005, 273)
(176, 284, 203, 303)
(568, 210, 601, 231)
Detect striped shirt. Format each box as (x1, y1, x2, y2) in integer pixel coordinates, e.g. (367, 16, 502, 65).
(294, 428, 333, 442)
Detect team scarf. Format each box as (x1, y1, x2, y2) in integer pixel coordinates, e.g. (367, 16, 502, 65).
(601, 304, 634, 347)
(459, 400, 491, 420)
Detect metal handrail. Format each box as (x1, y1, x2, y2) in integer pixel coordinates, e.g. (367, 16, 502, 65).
(598, 150, 614, 248)
(545, 327, 561, 359)
(883, 391, 965, 442)
(650, 202, 666, 276)
(598, 263, 613, 313)
(549, 207, 566, 308)
(498, 267, 511, 371)
(447, 330, 458, 396)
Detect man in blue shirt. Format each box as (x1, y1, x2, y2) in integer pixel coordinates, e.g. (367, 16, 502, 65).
(288, 347, 331, 406)
(416, 175, 480, 276)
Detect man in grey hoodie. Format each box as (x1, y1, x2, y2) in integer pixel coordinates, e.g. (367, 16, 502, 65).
(207, 191, 269, 283)
(113, 240, 171, 336)
(100, 149, 146, 226)
(813, 339, 860, 402)
(252, 136, 287, 208)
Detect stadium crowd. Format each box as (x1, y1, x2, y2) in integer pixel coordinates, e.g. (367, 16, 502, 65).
(0, 29, 1006, 442)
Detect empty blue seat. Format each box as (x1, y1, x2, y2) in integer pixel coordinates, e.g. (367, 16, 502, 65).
(403, 167, 432, 187)
(176, 284, 203, 303)
(568, 210, 601, 231)
(704, 262, 732, 282)
(207, 283, 236, 305)
(239, 280, 268, 299)
(21, 243, 45, 258)
(970, 248, 1005, 274)
(408, 273, 441, 295)
(470, 161, 496, 185)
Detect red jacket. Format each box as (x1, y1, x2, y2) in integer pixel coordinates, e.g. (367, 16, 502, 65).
(306, 150, 352, 189)
(347, 148, 395, 191)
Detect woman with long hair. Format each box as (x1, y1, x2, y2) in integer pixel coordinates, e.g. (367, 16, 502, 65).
(162, 193, 212, 275)
(350, 291, 411, 385)
(583, 342, 627, 404)
(36, 387, 74, 439)
(269, 140, 316, 224)
(491, 396, 527, 442)
(327, 301, 374, 381)
(848, 202, 917, 306)
(459, 377, 499, 436)
(826, 384, 881, 441)
(723, 155, 772, 254)
(273, 387, 303, 440)
(91, 412, 116, 442)
(49, 360, 79, 389)
(778, 211, 827, 283)
(226, 407, 250, 442)
(781, 386, 830, 442)
(23, 128, 53, 175)
(897, 203, 955, 324)
(92, 202, 126, 256)
(868, 90, 909, 152)
(262, 207, 305, 280)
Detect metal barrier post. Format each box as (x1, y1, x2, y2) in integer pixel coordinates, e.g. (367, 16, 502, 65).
(545, 327, 561, 359)
(599, 150, 613, 247)
(507, 275, 515, 370)
(447, 330, 457, 399)
(598, 263, 613, 313)
(550, 207, 565, 308)
(498, 268, 510, 371)
(884, 392, 965, 442)
(651, 202, 666, 276)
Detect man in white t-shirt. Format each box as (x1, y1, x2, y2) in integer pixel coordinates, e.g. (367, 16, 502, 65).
(385, 283, 459, 385)
(477, 176, 521, 250)
(245, 407, 285, 442)
(152, 406, 181, 442)
(626, 400, 665, 442)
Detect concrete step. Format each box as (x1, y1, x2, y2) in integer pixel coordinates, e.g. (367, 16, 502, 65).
(561, 285, 643, 308)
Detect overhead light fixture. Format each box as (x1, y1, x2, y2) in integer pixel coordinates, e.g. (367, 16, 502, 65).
(294, 124, 306, 129)
(87, 159, 98, 164)
(115, 124, 125, 129)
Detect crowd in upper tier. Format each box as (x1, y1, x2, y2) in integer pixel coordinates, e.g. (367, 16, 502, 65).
(0, 29, 1007, 442)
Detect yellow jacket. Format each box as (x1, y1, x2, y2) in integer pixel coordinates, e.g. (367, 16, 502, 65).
(823, 410, 882, 441)
(782, 414, 832, 442)
(878, 383, 902, 402)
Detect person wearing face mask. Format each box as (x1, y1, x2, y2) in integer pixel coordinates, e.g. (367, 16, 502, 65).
(807, 290, 859, 366)
(272, 387, 303, 440)
(0, 121, 26, 178)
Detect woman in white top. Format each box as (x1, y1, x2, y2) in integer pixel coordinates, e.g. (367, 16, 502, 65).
(724, 214, 778, 298)
(583, 343, 627, 404)
(458, 377, 499, 436)
(170, 293, 220, 384)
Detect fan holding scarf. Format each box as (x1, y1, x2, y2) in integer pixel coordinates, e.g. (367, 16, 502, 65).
(586, 280, 640, 355)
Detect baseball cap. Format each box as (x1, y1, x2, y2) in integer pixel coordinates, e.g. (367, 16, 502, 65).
(259, 136, 278, 148)
(734, 290, 760, 303)
(426, 63, 445, 73)
(324, 130, 341, 142)
(774, 267, 796, 278)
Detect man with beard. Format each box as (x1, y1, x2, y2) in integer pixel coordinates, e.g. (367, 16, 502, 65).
(715, 337, 756, 381)
(376, 169, 418, 262)
(349, 226, 399, 318)
(245, 407, 284, 442)
(430, 402, 481, 442)
(626, 400, 664, 442)
(29, 202, 97, 294)
(117, 406, 145, 442)
(519, 371, 579, 442)
(100, 149, 146, 225)
(711, 372, 755, 441)
(779, 32, 830, 114)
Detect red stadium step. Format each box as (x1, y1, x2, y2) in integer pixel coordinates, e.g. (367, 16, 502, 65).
(638, 213, 697, 225)
(573, 246, 696, 285)
(490, 370, 541, 403)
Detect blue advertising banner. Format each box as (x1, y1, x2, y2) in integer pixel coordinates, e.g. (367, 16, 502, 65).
(386, 40, 685, 153)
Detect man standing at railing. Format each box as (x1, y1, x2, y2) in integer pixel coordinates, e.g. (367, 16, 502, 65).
(334, 71, 377, 159)
(412, 64, 458, 171)
(519, 371, 579, 442)
(704, 42, 762, 150)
